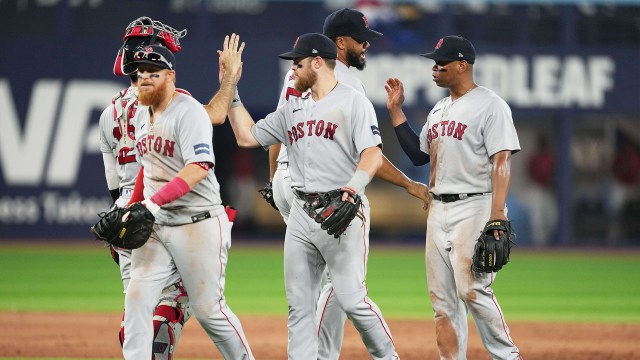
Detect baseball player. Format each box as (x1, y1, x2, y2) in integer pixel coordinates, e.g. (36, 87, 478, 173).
(384, 35, 522, 359)
(261, 8, 429, 360)
(99, 17, 193, 359)
(227, 33, 399, 360)
(121, 36, 253, 360)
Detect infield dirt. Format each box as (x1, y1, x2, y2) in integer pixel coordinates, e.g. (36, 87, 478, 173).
(4, 312, 639, 359)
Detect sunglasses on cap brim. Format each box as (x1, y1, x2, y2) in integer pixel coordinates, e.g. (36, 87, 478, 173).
(133, 50, 172, 69)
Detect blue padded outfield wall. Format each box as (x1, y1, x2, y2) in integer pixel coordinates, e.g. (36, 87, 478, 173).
(0, 1, 639, 243)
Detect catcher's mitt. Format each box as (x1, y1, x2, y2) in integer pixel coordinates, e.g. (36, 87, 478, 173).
(303, 188, 362, 238)
(258, 181, 278, 211)
(90, 202, 155, 249)
(472, 219, 515, 273)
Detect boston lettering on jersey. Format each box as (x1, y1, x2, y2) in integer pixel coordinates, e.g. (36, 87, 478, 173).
(427, 120, 468, 144)
(288, 120, 338, 145)
(136, 135, 176, 157)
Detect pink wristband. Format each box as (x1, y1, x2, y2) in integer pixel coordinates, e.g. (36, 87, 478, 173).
(150, 177, 191, 206)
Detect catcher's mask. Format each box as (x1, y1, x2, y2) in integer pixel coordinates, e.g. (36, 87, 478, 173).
(113, 16, 187, 76)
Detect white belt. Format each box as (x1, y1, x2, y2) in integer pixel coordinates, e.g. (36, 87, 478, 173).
(120, 188, 133, 197)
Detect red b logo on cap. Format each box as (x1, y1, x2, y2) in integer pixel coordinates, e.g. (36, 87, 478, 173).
(435, 38, 443, 49)
(293, 37, 299, 48)
(363, 15, 369, 28)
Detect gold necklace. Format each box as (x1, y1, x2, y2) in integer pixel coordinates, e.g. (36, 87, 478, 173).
(150, 92, 176, 130)
(442, 84, 478, 120)
(165, 92, 176, 109)
(464, 83, 478, 96)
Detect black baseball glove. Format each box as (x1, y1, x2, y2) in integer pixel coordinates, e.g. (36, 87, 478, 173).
(303, 187, 362, 238)
(472, 219, 515, 273)
(90, 202, 155, 250)
(258, 181, 278, 211)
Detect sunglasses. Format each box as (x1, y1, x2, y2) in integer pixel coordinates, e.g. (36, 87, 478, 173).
(133, 50, 172, 69)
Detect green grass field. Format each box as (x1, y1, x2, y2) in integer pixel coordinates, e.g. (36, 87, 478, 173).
(2, 243, 640, 324)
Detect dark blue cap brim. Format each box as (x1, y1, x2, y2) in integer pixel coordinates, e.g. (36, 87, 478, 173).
(278, 50, 336, 60)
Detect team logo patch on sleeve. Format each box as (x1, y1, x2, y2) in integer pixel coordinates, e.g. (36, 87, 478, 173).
(371, 125, 381, 136)
(193, 143, 210, 155)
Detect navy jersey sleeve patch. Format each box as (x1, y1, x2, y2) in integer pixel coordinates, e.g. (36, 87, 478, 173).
(193, 143, 210, 155)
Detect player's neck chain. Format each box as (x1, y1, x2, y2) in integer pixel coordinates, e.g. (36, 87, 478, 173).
(452, 83, 478, 102)
(150, 92, 177, 127)
(442, 84, 477, 120)
(161, 91, 176, 113)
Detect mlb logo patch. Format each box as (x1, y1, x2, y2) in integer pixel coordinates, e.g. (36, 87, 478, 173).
(193, 143, 210, 155)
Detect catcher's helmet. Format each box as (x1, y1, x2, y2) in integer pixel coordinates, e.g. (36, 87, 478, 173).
(113, 16, 187, 76)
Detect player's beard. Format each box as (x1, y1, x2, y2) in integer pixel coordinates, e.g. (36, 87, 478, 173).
(294, 70, 317, 92)
(346, 48, 366, 70)
(138, 80, 168, 107)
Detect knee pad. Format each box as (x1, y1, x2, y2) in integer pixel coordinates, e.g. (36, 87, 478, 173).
(152, 285, 191, 360)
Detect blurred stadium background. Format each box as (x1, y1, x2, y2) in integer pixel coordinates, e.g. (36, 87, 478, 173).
(0, 0, 638, 247)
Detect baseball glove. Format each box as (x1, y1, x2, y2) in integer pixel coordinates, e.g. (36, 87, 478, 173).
(258, 181, 278, 211)
(90, 202, 155, 249)
(471, 219, 515, 273)
(303, 188, 362, 238)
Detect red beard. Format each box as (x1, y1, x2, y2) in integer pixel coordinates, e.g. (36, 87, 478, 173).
(138, 79, 168, 107)
(294, 70, 316, 92)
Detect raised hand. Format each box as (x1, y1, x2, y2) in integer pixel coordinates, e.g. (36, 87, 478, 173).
(384, 78, 405, 112)
(218, 33, 245, 84)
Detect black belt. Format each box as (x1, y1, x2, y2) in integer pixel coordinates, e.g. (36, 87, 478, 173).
(432, 193, 488, 203)
(294, 190, 323, 201)
(191, 211, 211, 223)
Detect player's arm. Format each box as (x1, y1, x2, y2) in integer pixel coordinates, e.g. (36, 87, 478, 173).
(139, 163, 210, 214)
(227, 105, 261, 148)
(176, 163, 210, 187)
(375, 154, 430, 210)
(385, 78, 430, 166)
(203, 72, 238, 125)
(357, 146, 383, 178)
(99, 107, 120, 202)
(127, 167, 145, 206)
(268, 143, 281, 180)
(343, 146, 383, 201)
(489, 150, 512, 221)
(203, 33, 245, 125)
(102, 153, 120, 202)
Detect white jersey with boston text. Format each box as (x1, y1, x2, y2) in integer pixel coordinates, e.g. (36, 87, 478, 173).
(419, 86, 520, 195)
(275, 61, 367, 163)
(134, 93, 221, 225)
(99, 86, 141, 193)
(253, 82, 381, 193)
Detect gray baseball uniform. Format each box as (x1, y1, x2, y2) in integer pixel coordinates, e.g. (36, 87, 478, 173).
(123, 93, 253, 360)
(252, 82, 398, 360)
(100, 86, 194, 360)
(420, 86, 521, 360)
(272, 61, 370, 360)
(99, 86, 182, 291)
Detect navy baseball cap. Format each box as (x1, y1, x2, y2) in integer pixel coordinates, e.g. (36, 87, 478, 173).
(130, 44, 176, 70)
(278, 33, 337, 60)
(323, 8, 382, 42)
(420, 35, 476, 64)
